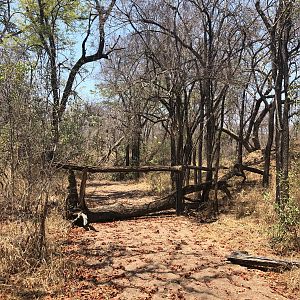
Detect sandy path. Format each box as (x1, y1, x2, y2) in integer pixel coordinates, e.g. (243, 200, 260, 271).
(60, 181, 297, 300)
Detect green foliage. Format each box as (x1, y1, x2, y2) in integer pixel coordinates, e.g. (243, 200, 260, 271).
(270, 196, 300, 252)
(0, 60, 29, 82)
(59, 100, 88, 160)
(18, 0, 86, 48)
(59, 99, 108, 164)
(20, 0, 83, 25)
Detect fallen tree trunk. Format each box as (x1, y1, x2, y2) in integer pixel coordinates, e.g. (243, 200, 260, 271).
(86, 182, 218, 222)
(65, 160, 264, 223)
(219, 163, 264, 183)
(227, 251, 300, 271)
(67, 177, 239, 223)
(87, 193, 177, 222)
(64, 170, 177, 223)
(67, 181, 224, 223)
(241, 165, 264, 175)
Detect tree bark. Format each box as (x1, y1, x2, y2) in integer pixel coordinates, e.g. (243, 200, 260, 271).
(55, 163, 183, 173)
(68, 181, 212, 223)
(256, 0, 293, 207)
(65, 169, 79, 219)
(263, 105, 275, 187)
(64, 159, 264, 224)
(131, 115, 141, 180)
(227, 251, 300, 271)
(87, 193, 177, 222)
(238, 90, 246, 165)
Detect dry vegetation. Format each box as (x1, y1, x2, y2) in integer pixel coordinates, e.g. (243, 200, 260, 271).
(58, 166, 300, 299)
(1, 150, 300, 299)
(0, 154, 300, 299)
(0, 216, 71, 299)
(224, 151, 300, 294)
(0, 174, 74, 300)
(1, 0, 300, 299)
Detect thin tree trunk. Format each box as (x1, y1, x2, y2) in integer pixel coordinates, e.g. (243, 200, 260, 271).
(263, 105, 275, 187)
(197, 104, 204, 184)
(202, 79, 214, 203)
(125, 144, 130, 166)
(213, 95, 225, 213)
(238, 90, 246, 165)
(193, 147, 198, 185)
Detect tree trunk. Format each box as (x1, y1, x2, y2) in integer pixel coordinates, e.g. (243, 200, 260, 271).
(131, 115, 142, 180)
(197, 103, 204, 184)
(202, 79, 214, 203)
(237, 91, 245, 165)
(87, 193, 176, 222)
(263, 105, 275, 187)
(65, 169, 79, 219)
(192, 148, 198, 185)
(125, 144, 130, 166)
(255, 0, 293, 207)
(227, 251, 300, 271)
(85, 182, 214, 222)
(213, 94, 226, 213)
(63, 158, 264, 224)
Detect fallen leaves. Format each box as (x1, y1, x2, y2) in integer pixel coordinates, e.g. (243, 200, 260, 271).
(57, 180, 300, 300)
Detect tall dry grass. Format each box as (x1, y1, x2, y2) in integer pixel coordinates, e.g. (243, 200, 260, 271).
(231, 151, 300, 294)
(0, 172, 74, 299)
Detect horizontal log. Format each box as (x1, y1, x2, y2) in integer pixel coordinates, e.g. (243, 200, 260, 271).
(69, 181, 217, 223)
(54, 162, 230, 174)
(183, 165, 229, 171)
(183, 196, 199, 202)
(54, 163, 183, 173)
(227, 251, 300, 271)
(241, 165, 264, 175)
(183, 182, 212, 194)
(219, 163, 264, 183)
(87, 192, 177, 222)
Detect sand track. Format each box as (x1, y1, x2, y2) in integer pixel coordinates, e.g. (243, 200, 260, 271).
(60, 180, 297, 300)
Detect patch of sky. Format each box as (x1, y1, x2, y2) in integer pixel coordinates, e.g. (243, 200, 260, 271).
(65, 7, 132, 104)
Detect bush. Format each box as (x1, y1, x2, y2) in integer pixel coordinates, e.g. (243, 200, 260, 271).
(147, 172, 172, 196)
(270, 196, 300, 253)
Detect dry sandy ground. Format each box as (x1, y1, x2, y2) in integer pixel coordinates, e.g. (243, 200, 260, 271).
(58, 180, 299, 300)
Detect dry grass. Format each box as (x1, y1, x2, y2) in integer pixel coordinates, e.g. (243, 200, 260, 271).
(0, 172, 75, 300)
(283, 267, 300, 293)
(0, 210, 74, 299)
(229, 156, 300, 295)
(2, 148, 300, 298)
(188, 141, 299, 295)
(145, 172, 172, 196)
(0, 212, 73, 299)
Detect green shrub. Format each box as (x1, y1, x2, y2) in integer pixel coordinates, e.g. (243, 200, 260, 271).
(270, 196, 300, 252)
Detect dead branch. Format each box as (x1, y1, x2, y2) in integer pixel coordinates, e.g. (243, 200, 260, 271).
(227, 251, 300, 271)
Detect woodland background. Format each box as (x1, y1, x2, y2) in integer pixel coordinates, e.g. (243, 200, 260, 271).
(0, 0, 300, 298)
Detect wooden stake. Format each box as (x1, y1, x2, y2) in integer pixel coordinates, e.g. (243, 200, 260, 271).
(176, 170, 184, 215)
(79, 168, 88, 210)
